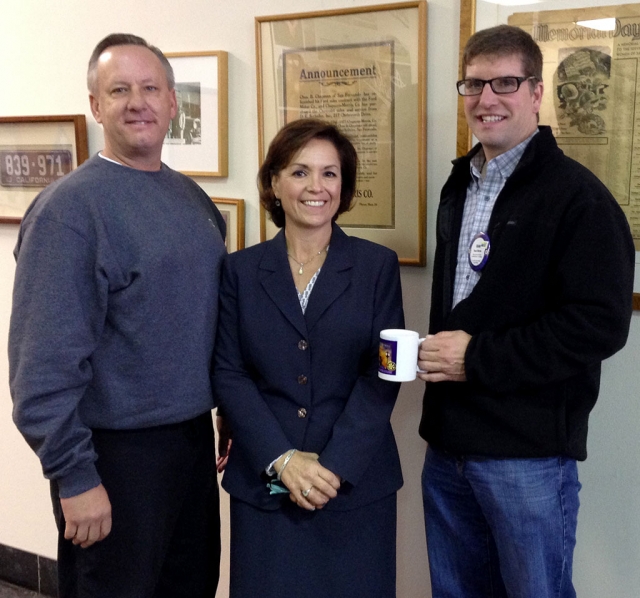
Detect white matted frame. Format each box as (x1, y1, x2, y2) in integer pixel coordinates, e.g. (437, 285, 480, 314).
(212, 197, 245, 252)
(0, 114, 88, 223)
(256, 1, 427, 266)
(162, 51, 228, 177)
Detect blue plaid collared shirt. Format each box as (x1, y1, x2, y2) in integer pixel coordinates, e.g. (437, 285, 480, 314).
(452, 131, 538, 308)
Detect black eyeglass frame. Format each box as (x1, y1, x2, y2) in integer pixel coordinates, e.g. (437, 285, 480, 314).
(456, 76, 538, 96)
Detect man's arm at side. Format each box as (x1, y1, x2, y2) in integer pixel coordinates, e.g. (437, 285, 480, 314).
(10, 213, 110, 544)
(61, 484, 112, 548)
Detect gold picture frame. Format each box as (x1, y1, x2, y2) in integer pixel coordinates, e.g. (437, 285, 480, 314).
(212, 197, 245, 253)
(163, 51, 229, 177)
(0, 114, 89, 224)
(256, 1, 427, 265)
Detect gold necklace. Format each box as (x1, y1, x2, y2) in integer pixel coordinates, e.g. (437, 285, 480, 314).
(287, 245, 329, 275)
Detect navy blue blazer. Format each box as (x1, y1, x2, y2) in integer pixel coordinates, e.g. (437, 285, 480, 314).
(213, 224, 404, 511)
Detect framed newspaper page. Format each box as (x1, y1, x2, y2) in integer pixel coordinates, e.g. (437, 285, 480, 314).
(256, 1, 427, 266)
(212, 197, 245, 252)
(0, 114, 88, 224)
(162, 51, 228, 177)
(458, 0, 640, 305)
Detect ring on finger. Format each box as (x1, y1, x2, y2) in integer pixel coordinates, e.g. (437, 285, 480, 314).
(302, 487, 313, 498)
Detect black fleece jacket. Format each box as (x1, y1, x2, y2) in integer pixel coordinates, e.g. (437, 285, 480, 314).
(420, 126, 635, 460)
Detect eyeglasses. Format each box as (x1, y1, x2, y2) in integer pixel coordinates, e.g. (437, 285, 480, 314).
(456, 76, 538, 96)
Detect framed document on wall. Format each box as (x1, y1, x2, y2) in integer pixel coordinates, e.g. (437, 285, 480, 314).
(256, 1, 427, 265)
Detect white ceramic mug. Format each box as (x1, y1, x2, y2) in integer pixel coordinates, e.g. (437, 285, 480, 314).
(378, 329, 425, 382)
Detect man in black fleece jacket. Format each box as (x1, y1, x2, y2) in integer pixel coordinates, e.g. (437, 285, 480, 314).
(418, 25, 634, 598)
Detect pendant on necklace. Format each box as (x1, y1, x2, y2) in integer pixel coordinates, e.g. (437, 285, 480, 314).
(287, 244, 329, 276)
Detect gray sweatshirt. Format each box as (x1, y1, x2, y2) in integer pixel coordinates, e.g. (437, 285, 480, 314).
(9, 154, 226, 498)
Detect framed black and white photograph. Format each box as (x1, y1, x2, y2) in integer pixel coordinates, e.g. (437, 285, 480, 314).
(162, 51, 228, 177)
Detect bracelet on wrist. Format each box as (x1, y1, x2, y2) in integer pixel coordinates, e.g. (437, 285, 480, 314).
(277, 449, 297, 481)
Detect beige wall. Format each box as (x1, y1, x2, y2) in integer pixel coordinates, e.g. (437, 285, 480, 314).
(0, 1, 638, 597)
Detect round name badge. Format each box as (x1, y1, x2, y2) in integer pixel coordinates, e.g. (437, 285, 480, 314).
(468, 232, 490, 271)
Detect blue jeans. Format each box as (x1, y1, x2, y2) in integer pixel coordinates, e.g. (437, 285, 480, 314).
(422, 447, 580, 598)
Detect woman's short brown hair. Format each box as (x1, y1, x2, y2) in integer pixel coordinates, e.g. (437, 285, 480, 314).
(258, 119, 358, 228)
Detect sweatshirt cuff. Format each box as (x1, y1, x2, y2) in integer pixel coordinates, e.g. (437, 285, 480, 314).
(56, 462, 102, 499)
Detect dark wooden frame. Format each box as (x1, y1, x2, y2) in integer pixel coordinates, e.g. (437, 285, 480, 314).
(0, 114, 88, 224)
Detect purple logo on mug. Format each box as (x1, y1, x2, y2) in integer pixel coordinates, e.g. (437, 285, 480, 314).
(378, 339, 398, 376)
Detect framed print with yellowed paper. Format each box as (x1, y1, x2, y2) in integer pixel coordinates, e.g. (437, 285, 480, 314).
(256, 1, 427, 265)
(0, 114, 88, 224)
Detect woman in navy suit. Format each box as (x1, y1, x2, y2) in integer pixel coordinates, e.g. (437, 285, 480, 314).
(213, 119, 404, 597)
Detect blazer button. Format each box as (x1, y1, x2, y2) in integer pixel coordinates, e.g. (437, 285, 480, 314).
(297, 375, 308, 385)
(298, 407, 307, 418)
(298, 339, 308, 350)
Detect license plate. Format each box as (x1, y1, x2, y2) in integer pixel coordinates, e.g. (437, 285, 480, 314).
(0, 148, 73, 187)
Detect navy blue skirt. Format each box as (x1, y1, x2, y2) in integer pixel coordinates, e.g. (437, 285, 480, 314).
(229, 493, 397, 598)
